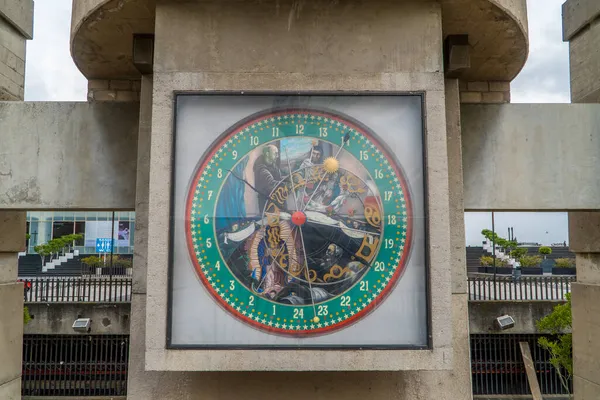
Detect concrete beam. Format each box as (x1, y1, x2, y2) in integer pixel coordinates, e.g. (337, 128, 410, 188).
(24, 303, 131, 335)
(462, 104, 600, 210)
(468, 301, 564, 334)
(0, 0, 33, 39)
(0, 102, 139, 210)
(563, 0, 600, 41)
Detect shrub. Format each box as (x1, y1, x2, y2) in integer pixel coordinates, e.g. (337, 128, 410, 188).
(510, 247, 528, 260)
(539, 246, 552, 256)
(520, 255, 542, 267)
(537, 293, 572, 396)
(480, 256, 494, 266)
(554, 258, 575, 268)
(480, 256, 508, 267)
(82, 255, 132, 269)
(23, 306, 32, 325)
(81, 255, 103, 267)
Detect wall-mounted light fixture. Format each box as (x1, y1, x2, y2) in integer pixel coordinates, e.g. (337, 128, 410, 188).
(72, 318, 92, 333)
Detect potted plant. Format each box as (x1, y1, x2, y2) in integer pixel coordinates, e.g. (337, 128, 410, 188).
(520, 255, 543, 275)
(539, 246, 552, 259)
(479, 255, 493, 273)
(479, 255, 512, 274)
(552, 258, 576, 275)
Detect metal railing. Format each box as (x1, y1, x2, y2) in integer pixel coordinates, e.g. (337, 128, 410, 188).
(471, 334, 572, 395)
(22, 334, 129, 397)
(21, 277, 132, 303)
(468, 275, 574, 301)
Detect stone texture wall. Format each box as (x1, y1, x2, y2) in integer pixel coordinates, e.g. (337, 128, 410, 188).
(0, 102, 139, 210)
(0, 212, 26, 399)
(88, 79, 141, 102)
(459, 81, 511, 104)
(568, 213, 600, 399)
(0, 16, 26, 100)
(569, 18, 600, 103)
(24, 303, 131, 335)
(461, 103, 600, 210)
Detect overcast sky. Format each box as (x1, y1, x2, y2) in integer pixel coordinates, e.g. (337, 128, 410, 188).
(22, 0, 572, 245)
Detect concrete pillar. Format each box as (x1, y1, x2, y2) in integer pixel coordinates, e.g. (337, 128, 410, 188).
(127, 82, 472, 399)
(0, 211, 26, 399)
(0, 2, 33, 397)
(126, 1, 470, 398)
(568, 212, 600, 399)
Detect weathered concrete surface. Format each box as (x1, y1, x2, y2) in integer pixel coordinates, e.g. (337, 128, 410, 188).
(574, 253, 600, 285)
(568, 19, 600, 103)
(70, 0, 155, 79)
(0, 211, 25, 252)
(155, 1, 442, 74)
(0, 253, 16, 282)
(70, 0, 528, 82)
(0, 0, 33, 38)
(0, 377, 20, 400)
(24, 303, 131, 335)
(563, 0, 600, 41)
(468, 301, 564, 334)
(0, 17, 26, 100)
(446, 79, 468, 295)
(0, 211, 25, 400)
(0, 101, 139, 210)
(462, 104, 600, 210)
(0, 283, 23, 395)
(568, 212, 600, 400)
(569, 212, 600, 253)
(571, 283, 600, 397)
(131, 76, 152, 295)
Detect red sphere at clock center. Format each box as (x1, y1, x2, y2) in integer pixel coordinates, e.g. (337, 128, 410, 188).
(291, 211, 307, 226)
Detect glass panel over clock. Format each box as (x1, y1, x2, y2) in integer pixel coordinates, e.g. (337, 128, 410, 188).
(169, 94, 428, 348)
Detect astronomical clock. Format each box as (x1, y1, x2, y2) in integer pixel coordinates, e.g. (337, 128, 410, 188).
(169, 95, 428, 348)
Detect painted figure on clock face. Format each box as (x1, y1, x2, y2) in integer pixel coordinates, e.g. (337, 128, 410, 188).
(215, 136, 382, 306)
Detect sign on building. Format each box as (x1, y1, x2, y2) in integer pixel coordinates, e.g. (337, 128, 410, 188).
(95, 238, 113, 253)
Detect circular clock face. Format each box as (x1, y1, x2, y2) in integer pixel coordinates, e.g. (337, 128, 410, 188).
(185, 108, 412, 336)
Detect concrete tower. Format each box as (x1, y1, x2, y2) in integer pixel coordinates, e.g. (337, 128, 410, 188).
(563, 1, 600, 398)
(0, 1, 32, 398)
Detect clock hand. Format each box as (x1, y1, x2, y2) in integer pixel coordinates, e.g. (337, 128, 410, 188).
(302, 132, 350, 213)
(297, 224, 319, 323)
(226, 168, 272, 202)
(284, 147, 300, 211)
(303, 217, 381, 236)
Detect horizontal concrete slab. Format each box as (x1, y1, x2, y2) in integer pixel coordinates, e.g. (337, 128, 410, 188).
(469, 300, 564, 334)
(24, 302, 131, 335)
(0, 102, 139, 210)
(462, 104, 600, 210)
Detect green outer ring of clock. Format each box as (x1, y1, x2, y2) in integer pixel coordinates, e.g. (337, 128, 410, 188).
(185, 109, 412, 336)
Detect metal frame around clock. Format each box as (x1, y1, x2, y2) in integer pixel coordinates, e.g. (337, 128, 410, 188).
(166, 91, 431, 350)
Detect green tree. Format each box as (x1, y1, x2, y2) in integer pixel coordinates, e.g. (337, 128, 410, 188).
(23, 306, 32, 325)
(537, 293, 573, 397)
(539, 246, 552, 258)
(510, 247, 528, 261)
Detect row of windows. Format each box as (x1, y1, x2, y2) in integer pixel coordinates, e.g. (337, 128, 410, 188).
(25, 212, 136, 255)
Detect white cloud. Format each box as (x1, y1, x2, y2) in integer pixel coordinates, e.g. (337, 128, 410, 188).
(24, 0, 87, 101)
(511, 0, 570, 103)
